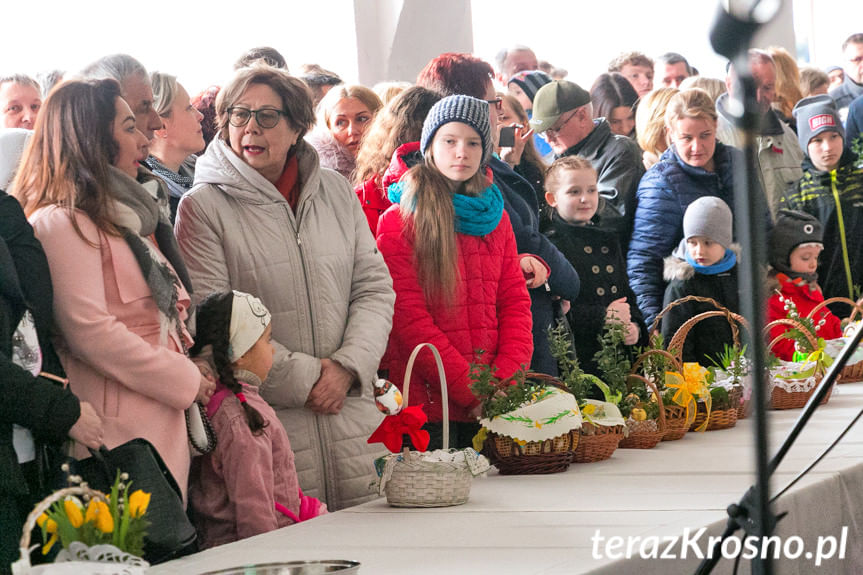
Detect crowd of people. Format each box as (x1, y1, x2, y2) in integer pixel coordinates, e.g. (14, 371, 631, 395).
(2, 33, 863, 571)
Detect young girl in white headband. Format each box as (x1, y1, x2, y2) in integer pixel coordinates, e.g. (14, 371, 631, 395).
(188, 290, 324, 549)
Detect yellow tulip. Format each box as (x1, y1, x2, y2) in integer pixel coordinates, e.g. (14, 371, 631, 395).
(92, 500, 114, 534)
(63, 498, 84, 528)
(128, 490, 151, 519)
(36, 514, 58, 555)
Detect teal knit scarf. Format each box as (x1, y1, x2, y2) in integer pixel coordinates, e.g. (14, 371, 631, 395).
(388, 181, 504, 236)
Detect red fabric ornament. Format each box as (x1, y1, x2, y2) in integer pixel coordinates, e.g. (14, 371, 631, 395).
(367, 404, 430, 453)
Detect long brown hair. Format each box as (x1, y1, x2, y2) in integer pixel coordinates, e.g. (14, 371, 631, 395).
(353, 86, 442, 186)
(12, 79, 123, 241)
(399, 144, 487, 306)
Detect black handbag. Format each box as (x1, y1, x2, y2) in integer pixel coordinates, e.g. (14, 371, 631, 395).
(72, 438, 197, 564)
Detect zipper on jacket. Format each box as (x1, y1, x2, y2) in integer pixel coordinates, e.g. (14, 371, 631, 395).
(287, 204, 332, 504)
(830, 171, 854, 299)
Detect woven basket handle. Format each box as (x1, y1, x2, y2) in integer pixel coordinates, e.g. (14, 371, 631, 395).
(626, 373, 667, 433)
(650, 295, 727, 336)
(402, 343, 448, 450)
(807, 297, 863, 322)
(16, 485, 109, 570)
(667, 309, 747, 365)
(763, 318, 818, 353)
(630, 348, 682, 379)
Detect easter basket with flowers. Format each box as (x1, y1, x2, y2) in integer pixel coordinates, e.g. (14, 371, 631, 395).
(369, 343, 490, 507)
(11, 470, 151, 575)
(810, 297, 863, 383)
(547, 322, 625, 463)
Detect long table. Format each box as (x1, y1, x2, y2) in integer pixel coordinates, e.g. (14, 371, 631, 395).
(149, 382, 863, 574)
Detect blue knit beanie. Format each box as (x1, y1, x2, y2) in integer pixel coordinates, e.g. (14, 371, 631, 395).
(420, 95, 493, 166)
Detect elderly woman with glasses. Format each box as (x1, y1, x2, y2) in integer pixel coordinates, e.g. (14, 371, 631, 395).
(174, 64, 394, 511)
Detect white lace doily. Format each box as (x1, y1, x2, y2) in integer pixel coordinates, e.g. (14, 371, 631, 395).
(580, 399, 626, 427)
(480, 386, 582, 442)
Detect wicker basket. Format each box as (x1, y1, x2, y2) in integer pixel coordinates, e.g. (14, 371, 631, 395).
(808, 297, 863, 384)
(652, 297, 750, 434)
(689, 385, 741, 431)
(630, 348, 689, 441)
(11, 486, 149, 575)
(764, 318, 832, 410)
(379, 343, 477, 508)
(572, 422, 624, 463)
(618, 373, 667, 449)
(481, 373, 579, 475)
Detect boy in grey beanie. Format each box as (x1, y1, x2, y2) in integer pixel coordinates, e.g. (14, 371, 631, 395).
(661, 197, 740, 364)
(792, 95, 845, 172)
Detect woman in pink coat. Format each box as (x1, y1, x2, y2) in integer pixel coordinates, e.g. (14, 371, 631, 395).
(12, 79, 213, 501)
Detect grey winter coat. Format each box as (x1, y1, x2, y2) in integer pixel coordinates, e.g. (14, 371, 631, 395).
(175, 138, 394, 510)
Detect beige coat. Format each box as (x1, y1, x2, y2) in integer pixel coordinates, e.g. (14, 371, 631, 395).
(175, 138, 393, 510)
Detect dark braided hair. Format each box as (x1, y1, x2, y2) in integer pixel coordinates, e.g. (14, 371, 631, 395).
(189, 292, 269, 435)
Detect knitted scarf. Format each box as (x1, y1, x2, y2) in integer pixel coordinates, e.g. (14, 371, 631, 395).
(144, 155, 194, 199)
(684, 248, 737, 275)
(107, 167, 184, 345)
(387, 181, 503, 236)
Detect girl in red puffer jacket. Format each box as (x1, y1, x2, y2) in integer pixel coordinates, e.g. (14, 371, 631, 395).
(376, 95, 533, 450)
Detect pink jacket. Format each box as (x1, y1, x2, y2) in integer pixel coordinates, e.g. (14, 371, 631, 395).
(29, 206, 200, 500)
(189, 377, 301, 549)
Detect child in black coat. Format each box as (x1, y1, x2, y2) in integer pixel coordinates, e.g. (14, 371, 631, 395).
(661, 196, 740, 364)
(542, 156, 647, 375)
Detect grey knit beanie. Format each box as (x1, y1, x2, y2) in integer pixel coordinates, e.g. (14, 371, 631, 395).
(682, 196, 733, 249)
(508, 70, 553, 104)
(420, 95, 493, 166)
(793, 94, 844, 153)
(768, 209, 823, 272)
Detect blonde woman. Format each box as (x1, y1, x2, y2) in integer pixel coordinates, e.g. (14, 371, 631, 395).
(306, 84, 382, 180)
(145, 72, 205, 221)
(635, 87, 678, 169)
(627, 89, 740, 324)
(767, 46, 804, 127)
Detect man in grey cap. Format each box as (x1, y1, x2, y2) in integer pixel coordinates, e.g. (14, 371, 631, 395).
(530, 80, 643, 240)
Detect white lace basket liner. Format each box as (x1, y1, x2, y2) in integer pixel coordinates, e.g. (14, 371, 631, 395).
(11, 486, 149, 575)
(375, 343, 490, 508)
(480, 386, 583, 443)
(769, 360, 823, 393)
(580, 399, 626, 428)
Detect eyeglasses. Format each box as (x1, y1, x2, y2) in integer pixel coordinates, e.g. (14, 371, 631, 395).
(227, 107, 287, 129)
(540, 109, 578, 139)
(486, 98, 503, 111)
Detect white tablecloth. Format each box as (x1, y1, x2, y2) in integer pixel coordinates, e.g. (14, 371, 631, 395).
(148, 382, 863, 575)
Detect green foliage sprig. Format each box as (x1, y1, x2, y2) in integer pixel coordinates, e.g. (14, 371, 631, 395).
(547, 322, 591, 400)
(593, 316, 631, 413)
(468, 358, 545, 420)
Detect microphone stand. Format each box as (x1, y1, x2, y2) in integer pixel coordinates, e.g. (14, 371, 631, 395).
(697, 1, 862, 573)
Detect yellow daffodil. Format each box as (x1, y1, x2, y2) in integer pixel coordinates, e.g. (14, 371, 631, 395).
(63, 498, 84, 528)
(128, 490, 151, 519)
(36, 514, 58, 555)
(581, 404, 597, 416)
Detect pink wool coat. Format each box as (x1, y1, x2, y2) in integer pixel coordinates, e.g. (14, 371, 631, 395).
(29, 206, 200, 500)
(189, 376, 301, 549)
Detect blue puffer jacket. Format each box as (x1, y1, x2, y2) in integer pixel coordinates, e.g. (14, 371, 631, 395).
(490, 157, 580, 375)
(627, 142, 738, 326)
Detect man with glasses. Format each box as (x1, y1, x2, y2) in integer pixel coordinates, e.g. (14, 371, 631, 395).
(829, 33, 863, 120)
(530, 80, 643, 241)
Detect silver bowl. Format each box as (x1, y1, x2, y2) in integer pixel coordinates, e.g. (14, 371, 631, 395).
(198, 560, 361, 574)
